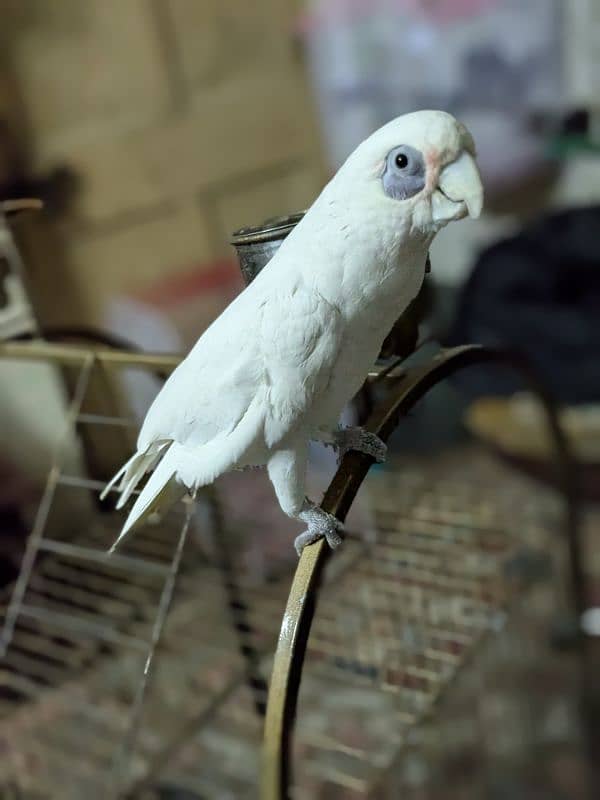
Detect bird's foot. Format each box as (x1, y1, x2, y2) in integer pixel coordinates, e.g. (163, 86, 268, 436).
(295, 504, 343, 556)
(333, 427, 387, 463)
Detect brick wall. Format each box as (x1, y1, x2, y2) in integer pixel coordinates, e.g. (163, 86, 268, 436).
(7, 0, 324, 332)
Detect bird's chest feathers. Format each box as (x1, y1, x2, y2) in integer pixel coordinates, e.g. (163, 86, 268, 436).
(297, 198, 428, 341)
(337, 232, 426, 330)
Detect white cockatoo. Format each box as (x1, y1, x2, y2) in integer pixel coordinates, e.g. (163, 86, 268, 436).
(104, 110, 483, 554)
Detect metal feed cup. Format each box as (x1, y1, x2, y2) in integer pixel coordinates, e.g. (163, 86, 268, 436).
(230, 212, 306, 286)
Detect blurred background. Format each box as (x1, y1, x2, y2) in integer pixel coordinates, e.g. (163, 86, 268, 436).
(0, 0, 599, 465)
(0, 1, 600, 798)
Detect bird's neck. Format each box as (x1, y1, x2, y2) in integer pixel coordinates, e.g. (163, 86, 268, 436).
(299, 195, 431, 321)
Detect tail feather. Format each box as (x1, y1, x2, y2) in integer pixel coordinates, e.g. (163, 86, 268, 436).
(108, 395, 266, 552)
(115, 442, 169, 510)
(101, 439, 170, 502)
(109, 443, 186, 552)
(100, 452, 137, 501)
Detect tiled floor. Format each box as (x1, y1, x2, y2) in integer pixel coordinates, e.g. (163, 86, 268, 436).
(0, 446, 597, 799)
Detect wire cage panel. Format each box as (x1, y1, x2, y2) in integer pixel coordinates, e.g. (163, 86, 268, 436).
(0, 342, 287, 798)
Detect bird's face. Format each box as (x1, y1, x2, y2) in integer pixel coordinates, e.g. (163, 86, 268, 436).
(342, 111, 483, 236)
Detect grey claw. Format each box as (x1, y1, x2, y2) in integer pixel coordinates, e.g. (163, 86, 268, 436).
(334, 427, 387, 463)
(324, 525, 343, 549)
(294, 530, 322, 556)
(295, 504, 343, 556)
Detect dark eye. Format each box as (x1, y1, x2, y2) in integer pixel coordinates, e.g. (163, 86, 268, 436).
(395, 152, 409, 170)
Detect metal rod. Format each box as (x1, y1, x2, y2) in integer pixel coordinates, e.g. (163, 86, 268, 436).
(58, 474, 113, 491)
(207, 487, 269, 717)
(0, 339, 389, 381)
(0, 340, 181, 371)
(77, 413, 137, 428)
(108, 497, 195, 794)
(36, 539, 171, 578)
(17, 605, 147, 652)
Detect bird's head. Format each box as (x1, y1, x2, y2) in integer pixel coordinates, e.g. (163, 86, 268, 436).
(335, 110, 483, 235)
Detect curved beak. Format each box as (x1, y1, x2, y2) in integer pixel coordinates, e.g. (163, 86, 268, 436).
(437, 151, 484, 220)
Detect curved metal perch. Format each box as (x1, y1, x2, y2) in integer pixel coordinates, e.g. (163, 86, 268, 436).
(260, 344, 582, 800)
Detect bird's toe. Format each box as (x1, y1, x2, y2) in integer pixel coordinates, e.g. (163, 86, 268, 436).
(335, 427, 387, 463)
(361, 432, 387, 463)
(296, 505, 344, 555)
(294, 530, 322, 556)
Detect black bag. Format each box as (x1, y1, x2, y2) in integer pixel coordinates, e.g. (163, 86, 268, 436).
(447, 205, 600, 404)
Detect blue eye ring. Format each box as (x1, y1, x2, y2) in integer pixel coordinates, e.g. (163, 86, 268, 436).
(382, 145, 426, 201)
